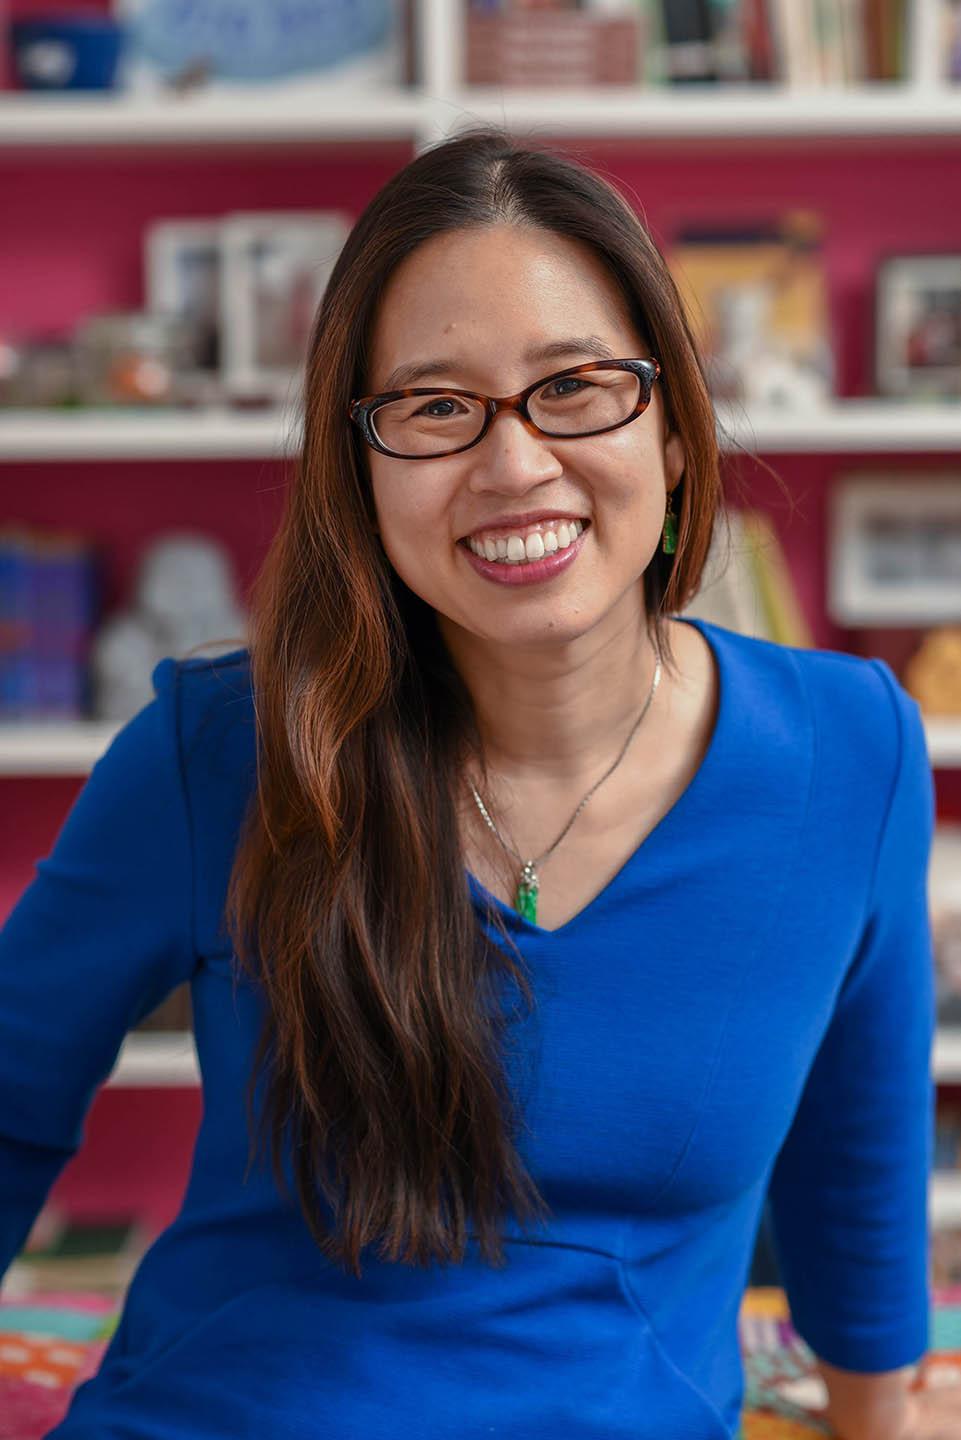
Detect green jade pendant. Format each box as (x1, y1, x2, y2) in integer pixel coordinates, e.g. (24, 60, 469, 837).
(515, 861, 539, 924)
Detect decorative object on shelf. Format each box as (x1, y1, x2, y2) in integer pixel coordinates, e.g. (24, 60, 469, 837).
(904, 626, 961, 717)
(0, 334, 79, 408)
(944, 0, 961, 82)
(679, 506, 812, 647)
(90, 531, 247, 721)
(0, 526, 99, 721)
(669, 213, 835, 408)
(933, 829, 961, 1031)
(875, 253, 961, 400)
(464, 1, 646, 87)
(220, 211, 350, 404)
(145, 219, 224, 406)
(73, 312, 205, 407)
(113, 0, 404, 93)
(767, 0, 908, 85)
(827, 473, 961, 626)
(10, 14, 126, 92)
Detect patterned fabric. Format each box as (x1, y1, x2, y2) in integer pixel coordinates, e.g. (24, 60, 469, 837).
(737, 1286, 961, 1438)
(1, 1287, 958, 1440)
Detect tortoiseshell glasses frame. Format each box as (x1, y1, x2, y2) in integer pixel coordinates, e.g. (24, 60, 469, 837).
(347, 357, 662, 460)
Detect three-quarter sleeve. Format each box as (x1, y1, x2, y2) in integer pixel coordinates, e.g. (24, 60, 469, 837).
(766, 658, 936, 1373)
(0, 657, 196, 1280)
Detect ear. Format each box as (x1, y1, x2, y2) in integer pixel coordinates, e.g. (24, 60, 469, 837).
(664, 430, 686, 490)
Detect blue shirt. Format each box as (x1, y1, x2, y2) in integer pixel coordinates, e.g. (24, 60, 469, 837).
(0, 616, 936, 1439)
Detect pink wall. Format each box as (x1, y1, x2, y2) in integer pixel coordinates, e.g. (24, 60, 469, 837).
(2, 136, 960, 1225)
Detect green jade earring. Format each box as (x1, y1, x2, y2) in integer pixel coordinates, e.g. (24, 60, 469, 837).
(662, 488, 678, 555)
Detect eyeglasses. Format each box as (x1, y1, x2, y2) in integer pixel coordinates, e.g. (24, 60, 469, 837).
(348, 357, 661, 460)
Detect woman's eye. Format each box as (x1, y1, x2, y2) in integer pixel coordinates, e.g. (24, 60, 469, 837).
(546, 377, 588, 398)
(416, 397, 461, 418)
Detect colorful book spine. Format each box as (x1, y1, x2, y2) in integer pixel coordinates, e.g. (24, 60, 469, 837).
(0, 528, 99, 720)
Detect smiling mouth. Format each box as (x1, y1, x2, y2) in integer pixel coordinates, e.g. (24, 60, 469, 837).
(461, 519, 588, 566)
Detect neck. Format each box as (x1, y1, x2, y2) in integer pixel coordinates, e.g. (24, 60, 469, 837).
(438, 594, 665, 787)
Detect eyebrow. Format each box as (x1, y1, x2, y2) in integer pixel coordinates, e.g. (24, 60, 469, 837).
(379, 336, 617, 393)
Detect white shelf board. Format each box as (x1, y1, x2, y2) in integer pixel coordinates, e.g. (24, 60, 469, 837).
(0, 721, 119, 775)
(3, 400, 961, 462)
(927, 721, 961, 769)
(1, 716, 960, 778)
(106, 1031, 199, 1087)
(0, 85, 424, 147)
(96, 1029, 961, 1094)
(715, 400, 961, 454)
(934, 1028, 961, 1083)
(2, 84, 961, 149)
(0, 407, 300, 461)
(931, 1171, 961, 1229)
(448, 84, 961, 138)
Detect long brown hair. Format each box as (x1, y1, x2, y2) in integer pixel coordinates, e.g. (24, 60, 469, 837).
(225, 125, 727, 1278)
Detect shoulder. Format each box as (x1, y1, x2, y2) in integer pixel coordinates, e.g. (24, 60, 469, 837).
(151, 646, 255, 764)
(689, 617, 927, 809)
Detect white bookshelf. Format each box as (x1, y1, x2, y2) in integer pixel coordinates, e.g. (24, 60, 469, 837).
(2, 85, 961, 150)
(0, 407, 302, 461)
(934, 1028, 961, 1084)
(3, 399, 961, 461)
(104, 1026, 961, 1090)
(0, 721, 118, 775)
(931, 1172, 961, 1228)
(0, 0, 957, 151)
(2, 713, 961, 777)
(106, 1031, 199, 1087)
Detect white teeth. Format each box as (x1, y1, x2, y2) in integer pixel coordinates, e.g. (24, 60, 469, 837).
(466, 520, 586, 564)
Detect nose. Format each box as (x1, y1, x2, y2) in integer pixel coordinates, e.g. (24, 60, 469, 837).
(466, 408, 564, 496)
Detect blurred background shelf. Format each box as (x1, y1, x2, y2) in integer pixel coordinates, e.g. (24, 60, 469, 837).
(4, 85, 961, 148)
(13, 719, 961, 778)
(447, 86, 961, 139)
(935, 1028, 961, 1084)
(931, 1172, 961, 1228)
(102, 1025, 961, 1092)
(0, 84, 424, 146)
(0, 407, 302, 460)
(4, 400, 961, 460)
(106, 1031, 199, 1088)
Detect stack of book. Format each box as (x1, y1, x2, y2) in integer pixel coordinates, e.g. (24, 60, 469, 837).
(0, 527, 99, 721)
(3, 1208, 151, 1298)
(462, 2, 911, 88)
(679, 506, 814, 648)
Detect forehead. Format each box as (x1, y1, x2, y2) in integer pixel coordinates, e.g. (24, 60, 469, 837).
(368, 224, 641, 386)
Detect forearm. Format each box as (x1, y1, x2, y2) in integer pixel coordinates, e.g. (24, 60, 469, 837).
(815, 1356, 920, 1440)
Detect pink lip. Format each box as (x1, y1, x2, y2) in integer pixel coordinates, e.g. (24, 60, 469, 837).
(458, 526, 587, 587)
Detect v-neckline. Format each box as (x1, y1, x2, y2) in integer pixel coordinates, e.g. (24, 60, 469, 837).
(465, 615, 728, 941)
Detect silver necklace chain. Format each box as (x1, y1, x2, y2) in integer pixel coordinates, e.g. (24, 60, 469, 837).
(468, 643, 662, 891)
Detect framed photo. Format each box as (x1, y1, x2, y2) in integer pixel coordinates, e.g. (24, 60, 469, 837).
(828, 473, 961, 626)
(875, 254, 961, 399)
(144, 219, 223, 403)
(669, 216, 835, 408)
(219, 211, 351, 404)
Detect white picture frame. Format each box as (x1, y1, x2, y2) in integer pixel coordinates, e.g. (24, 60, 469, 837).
(828, 474, 961, 626)
(219, 211, 351, 405)
(144, 218, 224, 403)
(875, 254, 961, 400)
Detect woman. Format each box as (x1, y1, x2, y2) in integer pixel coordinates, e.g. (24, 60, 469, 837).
(0, 127, 951, 1439)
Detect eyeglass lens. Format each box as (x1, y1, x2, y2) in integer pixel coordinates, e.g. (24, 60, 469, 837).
(371, 366, 648, 457)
